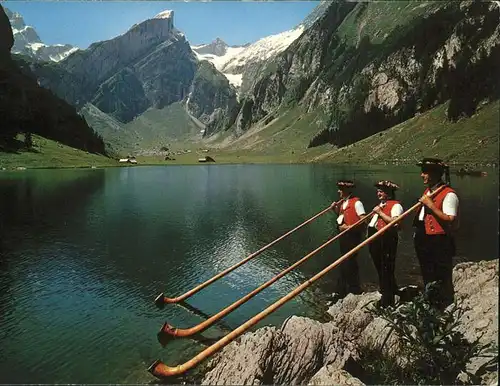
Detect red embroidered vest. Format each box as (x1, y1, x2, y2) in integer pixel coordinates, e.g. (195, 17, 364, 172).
(376, 200, 400, 230)
(340, 197, 361, 226)
(422, 186, 456, 235)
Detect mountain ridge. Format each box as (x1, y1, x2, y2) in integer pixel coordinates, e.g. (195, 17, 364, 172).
(190, 0, 331, 93)
(4, 6, 78, 62)
(22, 9, 239, 153)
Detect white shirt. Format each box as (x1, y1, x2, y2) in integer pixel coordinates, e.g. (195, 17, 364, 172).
(368, 202, 404, 228)
(418, 191, 459, 220)
(337, 197, 366, 225)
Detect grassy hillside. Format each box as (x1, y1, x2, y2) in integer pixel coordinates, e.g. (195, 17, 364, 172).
(137, 100, 499, 166)
(337, 1, 447, 46)
(1, 100, 497, 169)
(124, 102, 202, 150)
(0, 135, 118, 170)
(213, 105, 329, 154)
(81, 101, 204, 156)
(80, 103, 137, 155)
(310, 100, 499, 165)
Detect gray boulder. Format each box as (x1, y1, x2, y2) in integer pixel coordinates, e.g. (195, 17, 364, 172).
(202, 260, 498, 385)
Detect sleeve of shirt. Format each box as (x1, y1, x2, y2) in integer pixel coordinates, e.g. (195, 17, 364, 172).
(355, 201, 366, 216)
(391, 203, 404, 218)
(442, 192, 459, 216)
(368, 214, 378, 228)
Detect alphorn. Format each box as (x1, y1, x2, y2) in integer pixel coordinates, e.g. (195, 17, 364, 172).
(148, 185, 447, 378)
(158, 209, 374, 338)
(154, 200, 343, 306)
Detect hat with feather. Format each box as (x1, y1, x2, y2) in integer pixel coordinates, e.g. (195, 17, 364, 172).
(374, 180, 400, 191)
(336, 179, 355, 189)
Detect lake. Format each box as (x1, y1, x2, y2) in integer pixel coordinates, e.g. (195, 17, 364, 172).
(0, 164, 497, 383)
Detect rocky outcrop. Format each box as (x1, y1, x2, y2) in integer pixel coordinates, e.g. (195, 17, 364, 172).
(202, 260, 498, 385)
(453, 260, 499, 385)
(0, 5, 14, 57)
(186, 61, 239, 136)
(90, 67, 149, 122)
(62, 15, 177, 90)
(308, 367, 364, 386)
(192, 38, 229, 57)
(202, 318, 344, 385)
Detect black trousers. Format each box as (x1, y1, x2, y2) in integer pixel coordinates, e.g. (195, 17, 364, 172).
(414, 228, 456, 310)
(337, 230, 362, 296)
(368, 227, 398, 307)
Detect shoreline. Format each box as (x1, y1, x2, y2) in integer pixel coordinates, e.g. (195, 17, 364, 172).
(1, 155, 498, 172)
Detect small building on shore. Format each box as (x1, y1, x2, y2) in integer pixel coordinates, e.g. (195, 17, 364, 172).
(198, 156, 215, 163)
(119, 156, 137, 164)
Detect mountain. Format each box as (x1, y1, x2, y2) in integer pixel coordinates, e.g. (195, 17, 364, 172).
(191, 26, 304, 94)
(186, 61, 239, 137)
(0, 5, 106, 155)
(192, 40, 247, 89)
(300, 0, 332, 29)
(13, 3, 329, 153)
(192, 37, 230, 57)
(191, 1, 330, 94)
(4, 7, 78, 62)
(213, 1, 499, 155)
(25, 9, 237, 152)
(43, 9, 194, 112)
(11, 1, 498, 161)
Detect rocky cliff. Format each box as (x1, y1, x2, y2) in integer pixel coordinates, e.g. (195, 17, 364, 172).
(33, 10, 196, 113)
(201, 259, 498, 385)
(0, 5, 106, 154)
(186, 61, 239, 137)
(192, 38, 230, 57)
(219, 1, 500, 150)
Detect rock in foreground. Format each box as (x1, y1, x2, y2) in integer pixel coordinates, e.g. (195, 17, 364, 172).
(202, 260, 498, 385)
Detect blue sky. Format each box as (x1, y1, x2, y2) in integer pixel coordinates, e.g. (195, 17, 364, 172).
(3, 1, 319, 48)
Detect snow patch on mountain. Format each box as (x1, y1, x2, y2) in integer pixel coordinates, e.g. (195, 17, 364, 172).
(12, 25, 30, 34)
(29, 43, 44, 51)
(193, 46, 246, 72)
(223, 26, 304, 73)
(193, 26, 304, 90)
(29, 43, 79, 61)
(224, 73, 244, 88)
(154, 10, 173, 19)
(191, 44, 245, 89)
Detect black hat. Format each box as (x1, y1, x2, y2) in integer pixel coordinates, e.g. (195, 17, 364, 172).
(417, 158, 448, 172)
(337, 179, 355, 188)
(375, 180, 399, 191)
